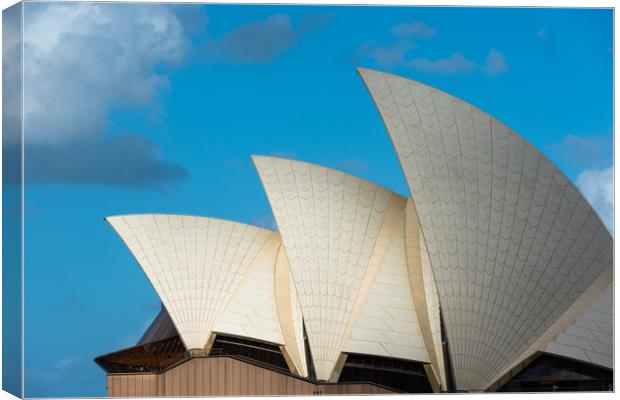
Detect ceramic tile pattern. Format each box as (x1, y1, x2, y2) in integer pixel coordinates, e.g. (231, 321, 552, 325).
(358, 68, 613, 390)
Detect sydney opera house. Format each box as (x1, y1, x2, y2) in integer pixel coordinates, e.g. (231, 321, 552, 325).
(95, 68, 613, 395)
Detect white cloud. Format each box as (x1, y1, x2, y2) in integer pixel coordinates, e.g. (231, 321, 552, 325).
(17, 3, 189, 187)
(24, 2, 187, 145)
(390, 21, 436, 40)
(199, 13, 331, 64)
(409, 49, 507, 76)
(548, 134, 611, 168)
(358, 20, 433, 68)
(358, 40, 415, 68)
(576, 166, 613, 233)
(358, 21, 507, 76)
(482, 48, 508, 75)
(409, 52, 476, 75)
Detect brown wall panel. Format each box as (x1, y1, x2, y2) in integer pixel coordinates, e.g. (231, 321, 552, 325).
(147, 374, 157, 397)
(247, 363, 256, 395)
(107, 375, 116, 397)
(107, 357, 397, 397)
(195, 359, 201, 395)
(157, 373, 164, 395)
(126, 374, 135, 397)
(187, 359, 195, 396)
(121, 374, 128, 396)
(239, 361, 248, 395)
(231, 359, 240, 396)
(181, 361, 190, 396)
(163, 367, 172, 396)
(255, 367, 263, 395)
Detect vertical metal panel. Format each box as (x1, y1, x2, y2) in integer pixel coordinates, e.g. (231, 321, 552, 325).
(263, 370, 272, 394)
(255, 367, 263, 395)
(224, 358, 232, 395)
(107, 375, 116, 397)
(239, 361, 248, 395)
(247, 362, 256, 395)
(157, 373, 164, 396)
(231, 359, 240, 395)
(120, 374, 128, 396)
(304, 380, 313, 395)
(217, 357, 225, 396)
(136, 375, 142, 397)
(172, 363, 180, 395)
(277, 370, 284, 395)
(195, 357, 203, 395)
(181, 361, 189, 396)
(286, 376, 294, 393)
(147, 374, 157, 397)
(209, 358, 217, 396)
(296, 379, 305, 395)
(139, 375, 146, 397)
(106, 358, 399, 397)
(142, 374, 147, 396)
(187, 359, 196, 396)
(200, 358, 209, 396)
(164, 368, 172, 396)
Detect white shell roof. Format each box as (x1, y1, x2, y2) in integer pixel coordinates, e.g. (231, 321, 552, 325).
(212, 233, 284, 345)
(359, 68, 613, 390)
(342, 203, 430, 364)
(253, 156, 435, 382)
(106, 214, 306, 377)
(545, 283, 613, 369)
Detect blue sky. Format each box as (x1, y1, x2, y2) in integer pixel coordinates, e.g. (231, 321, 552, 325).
(14, 3, 612, 397)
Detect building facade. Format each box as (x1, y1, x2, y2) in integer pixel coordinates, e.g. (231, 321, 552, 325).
(95, 68, 613, 394)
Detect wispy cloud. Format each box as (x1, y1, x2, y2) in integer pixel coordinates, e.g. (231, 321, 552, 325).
(408, 49, 507, 75)
(198, 13, 331, 64)
(408, 52, 476, 75)
(357, 20, 434, 68)
(391, 21, 436, 40)
(359, 21, 507, 75)
(21, 3, 188, 187)
(548, 134, 612, 168)
(548, 134, 613, 233)
(576, 166, 613, 233)
(358, 40, 415, 68)
(482, 49, 508, 75)
(20, 134, 188, 187)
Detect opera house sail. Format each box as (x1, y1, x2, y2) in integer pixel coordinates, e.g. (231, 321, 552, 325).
(95, 68, 613, 395)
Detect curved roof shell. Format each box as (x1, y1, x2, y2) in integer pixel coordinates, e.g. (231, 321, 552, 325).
(106, 215, 307, 376)
(358, 68, 613, 390)
(252, 156, 440, 383)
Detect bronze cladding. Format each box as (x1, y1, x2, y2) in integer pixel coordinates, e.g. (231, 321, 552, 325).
(107, 356, 396, 396)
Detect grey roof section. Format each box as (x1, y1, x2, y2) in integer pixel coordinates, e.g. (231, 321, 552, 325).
(137, 305, 179, 346)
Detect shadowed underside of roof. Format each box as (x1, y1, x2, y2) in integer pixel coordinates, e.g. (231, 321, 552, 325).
(138, 305, 178, 346)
